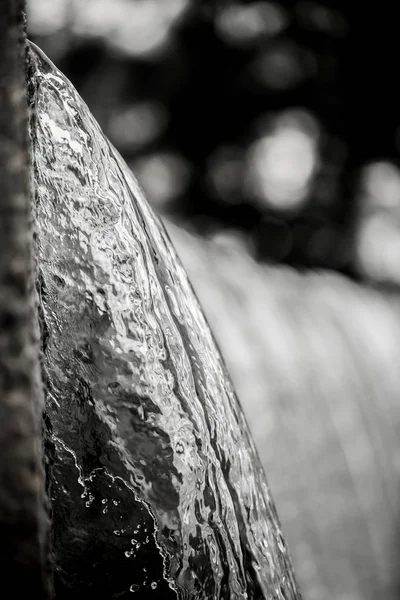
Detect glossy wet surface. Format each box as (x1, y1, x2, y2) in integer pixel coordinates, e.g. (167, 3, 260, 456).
(29, 43, 300, 599)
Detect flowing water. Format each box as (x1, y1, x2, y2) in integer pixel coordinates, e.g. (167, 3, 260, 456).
(28, 43, 300, 600)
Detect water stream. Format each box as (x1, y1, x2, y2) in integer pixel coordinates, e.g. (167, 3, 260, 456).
(28, 42, 300, 600)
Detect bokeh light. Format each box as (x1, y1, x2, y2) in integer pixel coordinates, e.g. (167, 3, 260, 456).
(295, 1, 348, 36)
(246, 110, 320, 212)
(251, 41, 315, 90)
(28, 0, 190, 58)
(207, 146, 245, 204)
(28, 0, 68, 34)
(132, 152, 191, 212)
(355, 161, 400, 286)
(108, 102, 167, 152)
(215, 2, 287, 47)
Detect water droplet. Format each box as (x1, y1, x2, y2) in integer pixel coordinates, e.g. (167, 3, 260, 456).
(151, 581, 157, 589)
(84, 493, 95, 508)
(129, 584, 140, 593)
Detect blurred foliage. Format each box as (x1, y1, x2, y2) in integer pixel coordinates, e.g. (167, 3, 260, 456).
(27, 0, 400, 283)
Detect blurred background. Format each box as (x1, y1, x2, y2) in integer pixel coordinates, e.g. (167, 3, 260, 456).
(27, 0, 400, 288)
(26, 3, 400, 600)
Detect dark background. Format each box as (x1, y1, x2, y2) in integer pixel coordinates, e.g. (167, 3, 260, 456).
(27, 0, 400, 285)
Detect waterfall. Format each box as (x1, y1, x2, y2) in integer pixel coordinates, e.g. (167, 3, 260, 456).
(28, 42, 300, 600)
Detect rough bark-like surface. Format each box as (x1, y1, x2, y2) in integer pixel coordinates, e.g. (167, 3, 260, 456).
(0, 2, 50, 596)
